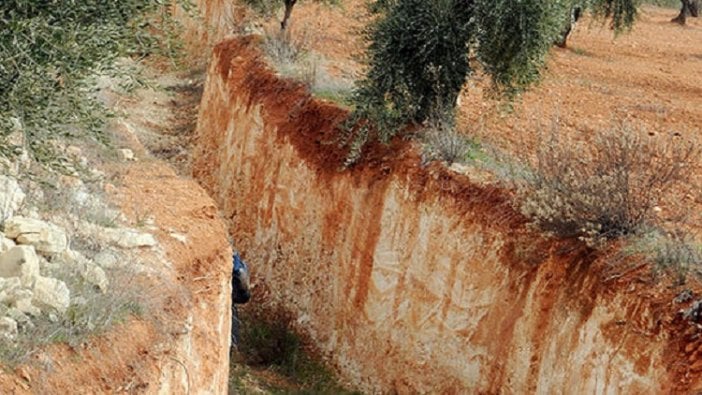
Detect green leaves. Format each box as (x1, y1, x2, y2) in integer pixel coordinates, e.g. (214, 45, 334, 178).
(344, 0, 640, 164)
(0, 0, 187, 161)
(474, 0, 568, 96)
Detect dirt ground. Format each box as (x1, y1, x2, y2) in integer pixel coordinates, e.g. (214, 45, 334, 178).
(288, 3, 701, 148)
(283, 2, 702, 231)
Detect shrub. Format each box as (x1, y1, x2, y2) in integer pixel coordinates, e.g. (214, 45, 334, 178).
(262, 29, 318, 88)
(516, 124, 698, 245)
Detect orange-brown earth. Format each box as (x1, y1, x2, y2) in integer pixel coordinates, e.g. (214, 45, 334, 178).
(290, 3, 702, 207)
(191, 35, 702, 393)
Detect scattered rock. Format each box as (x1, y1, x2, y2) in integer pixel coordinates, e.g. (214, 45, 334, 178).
(58, 175, 84, 189)
(11, 289, 39, 316)
(0, 232, 16, 253)
(90, 168, 106, 180)
(0, 316, 18, 340)
(169, 232, 187, 244)
(94, 250, 120, 269)
(0, 277, 22, 304)
(60, 250, 109, 292)
(102, 228, 157, 249)
(4, 217, 68, 255)
(84, 264, 108, 292)
(6, 308, 33, 327)
(449, 162, 471, 175)
(676, 289, 694, 304)
(32, 277, 70, 313)
(7, 118, 24, 146)
(0, 176, 26, 223)
(684, 299, 702, 323)
(118, 148, 136, 161)
(65, 145, 82, 158)
(0, 245, 41, 287)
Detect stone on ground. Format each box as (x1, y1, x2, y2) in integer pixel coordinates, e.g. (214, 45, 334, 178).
(0, 176, 25, 223)
(0, 245, 41, 287)
(4, 217, 68, 255)
(32, 276, 70, 313)
(0, 316, 18, 340)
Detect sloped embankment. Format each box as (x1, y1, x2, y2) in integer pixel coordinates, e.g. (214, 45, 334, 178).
(0, 133, 232, 395)
(193, 36, 702, 393)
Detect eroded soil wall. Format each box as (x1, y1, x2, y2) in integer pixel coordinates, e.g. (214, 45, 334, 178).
(190, 37, 702, 394)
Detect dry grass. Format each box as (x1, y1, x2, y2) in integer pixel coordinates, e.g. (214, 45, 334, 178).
(0, 266, 145, 368)
(421, 114, 480, 166)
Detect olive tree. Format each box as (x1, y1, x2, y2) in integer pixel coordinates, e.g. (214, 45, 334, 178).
(0, 0, 186, 160)
(343, 0, 640, 162)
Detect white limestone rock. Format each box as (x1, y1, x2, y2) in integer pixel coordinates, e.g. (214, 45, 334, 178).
(0, 232, 15, 253)
(0, 245, 41, 287)
(32, 277, 70, 314)
(0, 316, 18, 340)
(4, 217, 68, 255)
(0, 176, 25, 223)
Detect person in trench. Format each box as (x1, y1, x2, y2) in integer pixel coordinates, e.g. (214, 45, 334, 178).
(231, 250, 251, 353)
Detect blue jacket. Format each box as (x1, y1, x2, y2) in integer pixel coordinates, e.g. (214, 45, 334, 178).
(232, 252, 251, 304)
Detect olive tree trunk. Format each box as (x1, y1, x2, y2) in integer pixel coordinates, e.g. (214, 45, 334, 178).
(672, 0, 700, 25)
(555, 6, 582, 48)
(281, 0, 298, 31)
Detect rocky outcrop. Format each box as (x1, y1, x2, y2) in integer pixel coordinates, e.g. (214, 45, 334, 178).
(192, 37, 702, 394)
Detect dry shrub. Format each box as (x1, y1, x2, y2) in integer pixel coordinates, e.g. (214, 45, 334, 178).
(517, 124, 698, 245)
(645, 230, 702, 282)
(262, 28, 317, 88)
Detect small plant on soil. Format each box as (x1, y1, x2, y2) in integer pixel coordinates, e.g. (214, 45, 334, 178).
(514, 123, 698, 246)
(624, 228, 702, 284)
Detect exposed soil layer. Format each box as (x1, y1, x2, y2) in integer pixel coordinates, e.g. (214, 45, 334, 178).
(192, 36, 702, 393)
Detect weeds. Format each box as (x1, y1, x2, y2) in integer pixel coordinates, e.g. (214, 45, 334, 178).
(236, 307, 359, 394)
(421, 112, 480, 166)
(625, 229, 702, 284)
(261, 27, 355, 105)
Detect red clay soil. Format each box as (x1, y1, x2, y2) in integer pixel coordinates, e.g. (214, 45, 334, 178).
(202, 30, 702, 392)
(209, 37, 526, 235)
